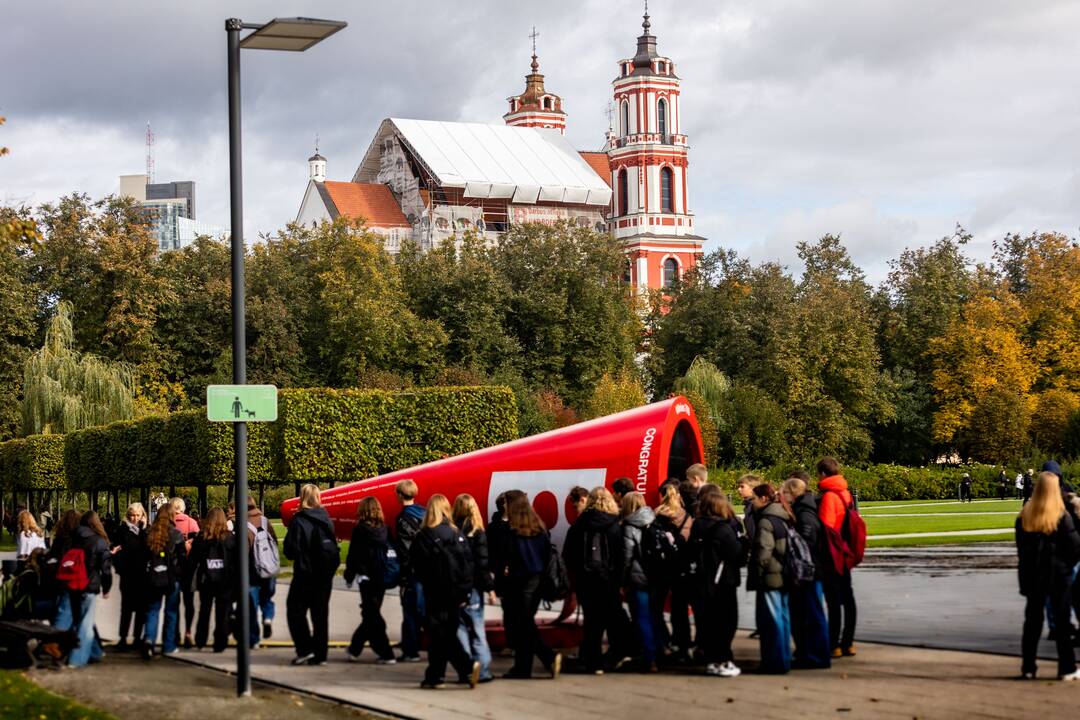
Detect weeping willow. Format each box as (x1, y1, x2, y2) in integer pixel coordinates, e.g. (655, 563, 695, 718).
(674, 356, 731, 419)
(21, 302, 136, 435)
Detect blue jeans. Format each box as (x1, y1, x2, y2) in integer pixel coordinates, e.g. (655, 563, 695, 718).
(628, 588, 658, 663)
(144, 582, 181, 653)
(68, 592, 103, 667)
(53, 592, 73, 631)
(400, 578, 425, 657)
(756, 589, 792, 674)
(260, 576, 276, 621)
(791, 581, 831, 668)
(457, 589, 493, 680)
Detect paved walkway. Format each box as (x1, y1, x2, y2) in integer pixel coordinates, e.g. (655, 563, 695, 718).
(175, 636, 1078, 720)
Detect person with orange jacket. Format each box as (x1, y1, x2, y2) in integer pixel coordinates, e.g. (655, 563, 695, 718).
(817, 457, 857, 658)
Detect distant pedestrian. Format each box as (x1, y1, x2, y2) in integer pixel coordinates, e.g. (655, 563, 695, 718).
(15, 510, 47, 565)
(688, 490, 743, 678)
(283, 484, 340, 666)
(67, 511, 113, 668)
(563, 486, 628, 674)
(189, 508, 234, 652)
(1015, 471, 1080, 680)
(782, 475, 831, 669)
(410, 494, 480, 689)
(140, 504, 185, 659)
(998, 471, 1010, 501)
(245, 497, 279, 647)
(344, 497, 396, 664)
(113, 503, 147, 651)
(453, 494, 494, 683)
(620, 491, 660, 672)
(1015, 473, 1024, 500)
(959, 474, 973, 503)
(394, 479, 427, 663)
(818, 457, 858, 657)
(496, 495, 561, 679)
(748, 484, 793, 674)
(1022, 470, 1034, 504)
(170, 497, 200, 650)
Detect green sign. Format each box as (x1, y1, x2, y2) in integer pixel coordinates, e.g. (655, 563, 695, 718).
(207, 385, 278, 423)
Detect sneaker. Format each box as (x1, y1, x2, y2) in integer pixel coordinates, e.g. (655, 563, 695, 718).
(831, 647, 843, 659)
(719, 661, 742, 678)
(1020, 671, 1036, 680)
(141, 645, 154, 661)
(468, 661, 481, 689)
(292, 653, 315, 666)
(841, 644, 857, 657)
(163, 648, 180, 656)
(613, 655, 633, 671)
(183, 634, 193, 650)
(593, 669, 604, 676)
(346, 651, 363, 663)
(748, 630, 760, 639)
(399, 654, 422, 663)
(420, 680, 445, 689)
(375, 656, 397, 665)
(115, 639, 129, 652)
(550, 652, 562, 679)
(1061, 670, 1080, 682)
(263, 621, 273, 640)
(307, 658, 328, 666)
(705, 663, 722, 676)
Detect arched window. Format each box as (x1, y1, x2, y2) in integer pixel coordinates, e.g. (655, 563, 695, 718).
(622, 258, 632, 284)
(621, 100, 630, 137)
(663, 257, 679, 288)
(543, 97, 551, 110)
(617, 169, 628, 216)
(660, 166, 674, 213)
(657, 98, 667, 137)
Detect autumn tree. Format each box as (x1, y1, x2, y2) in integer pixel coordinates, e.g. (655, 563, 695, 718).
(0, 208, 39, 440)
(582, 371, 647, 420)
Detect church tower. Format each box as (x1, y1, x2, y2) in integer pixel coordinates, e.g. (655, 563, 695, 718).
(608, 8, 703, 291)
(504, 28, 567, 134)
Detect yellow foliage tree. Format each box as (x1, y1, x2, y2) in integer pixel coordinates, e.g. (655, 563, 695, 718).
(929, 287, 1037, 449)
(1020, 233, 1080, 393)
(582, 372, 647, 420)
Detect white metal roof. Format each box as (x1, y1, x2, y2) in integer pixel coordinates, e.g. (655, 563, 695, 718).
(353, 118, 612, 207)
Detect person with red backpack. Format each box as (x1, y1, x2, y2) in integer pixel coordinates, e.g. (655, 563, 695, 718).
(817, 457, 861, 658)
(45, 510, 82, 633)
(139, 505, 186, 659)
(66, 511, 113, 668)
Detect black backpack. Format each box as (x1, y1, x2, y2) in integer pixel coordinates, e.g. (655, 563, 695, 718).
(311, 520, 341, 577)
(540, 544, 570, 602)
(147, 548, 173, 592)
(766, 516, 815, 588)
(201, 539, 228, 587)
(582, 529, 611, 580)
(429, 530, 474, 605)
(640, 522, 678, 583)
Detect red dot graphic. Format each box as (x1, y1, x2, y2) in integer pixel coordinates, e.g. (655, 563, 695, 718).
(564, 496, 580, 524)
(532, 491, 559, 530)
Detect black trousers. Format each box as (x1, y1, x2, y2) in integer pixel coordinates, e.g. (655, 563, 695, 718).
(1022, 582, 1077, 677)
(349, 583, 393, 659)
(504, 575, 555, 676)
(424, 601, 474, 684)
(287, 574, 333, 662)
(695, 585, 737, 665)
(195, 585, 231, 652)
(670, 583, 693, 651)
(118, 574, 145, 643)
(181, 586, 196, 635)
(578, 581, 630, 672)
(823, 570, 856, 651)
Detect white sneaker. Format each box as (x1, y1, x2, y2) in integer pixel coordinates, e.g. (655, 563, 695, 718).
(719, 661, 742, 678)
(346, 651, 362, 663)
(1061, 670, 1080, 682)
(705, 663, 722, 676)
(375, 657, 397, 665)
(291, 653, 315, 666)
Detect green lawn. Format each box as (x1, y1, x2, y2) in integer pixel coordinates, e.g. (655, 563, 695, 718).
(269, 519, 350, 572)
(0, 671, 114, 720)
(860, 499, 1022, 515)
(862, 513, 1015, 535)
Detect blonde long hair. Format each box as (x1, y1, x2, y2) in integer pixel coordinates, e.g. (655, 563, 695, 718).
(452, 494, 484, 537)
(655, 483, 684, 518)
(620, 491, 646, 518)
(586, 487, 619, 515)
(1020, 472, 1065, 535)
(423, 494, 455, 529)
(17, 511, 43, 537)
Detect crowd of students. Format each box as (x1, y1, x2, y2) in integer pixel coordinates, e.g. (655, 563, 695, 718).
(12, 455, 1079, 683)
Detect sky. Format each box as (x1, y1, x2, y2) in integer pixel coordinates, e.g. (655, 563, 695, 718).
(2, 0, 1078, 281)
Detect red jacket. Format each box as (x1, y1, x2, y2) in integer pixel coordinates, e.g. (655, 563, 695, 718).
(818, 475, 852, 532)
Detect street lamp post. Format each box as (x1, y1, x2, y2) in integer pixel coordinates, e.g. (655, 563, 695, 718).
(224, 16, 346, 698)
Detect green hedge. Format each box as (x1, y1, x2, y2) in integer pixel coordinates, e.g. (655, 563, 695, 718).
(709, 461, 1080, 502)
(277, 386, 518, 483)
(1, 386, 518, 492)
(0, 434, 66, 490)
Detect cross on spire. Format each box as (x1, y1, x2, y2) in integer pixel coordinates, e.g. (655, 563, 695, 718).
(643, 0, 651, 33)
(314, 133, 319, 155)
(529, 26, 540, 72)
(604, 101, 615, 131)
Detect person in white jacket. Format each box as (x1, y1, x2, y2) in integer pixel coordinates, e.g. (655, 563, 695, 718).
(16, 510, 47, 561)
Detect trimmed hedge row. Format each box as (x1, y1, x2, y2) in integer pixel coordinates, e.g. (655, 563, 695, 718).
(0, 386, 518, 491)
(709, 461, 1080, 502)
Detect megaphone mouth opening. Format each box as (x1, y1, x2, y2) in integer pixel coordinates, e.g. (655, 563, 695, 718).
(665, 419, 701, 481)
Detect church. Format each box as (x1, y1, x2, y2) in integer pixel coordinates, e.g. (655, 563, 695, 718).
(296, 9, 704, 292)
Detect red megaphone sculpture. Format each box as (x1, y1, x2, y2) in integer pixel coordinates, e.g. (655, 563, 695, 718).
(281, 396, 704, 542)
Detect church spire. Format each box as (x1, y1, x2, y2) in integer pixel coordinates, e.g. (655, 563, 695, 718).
(504, 26, 567, 134)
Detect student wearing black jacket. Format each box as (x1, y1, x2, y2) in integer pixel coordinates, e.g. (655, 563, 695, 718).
(45, 509, 82, 631)
(782, 476, 831, 669)
(1016, 471, 1080, 680)
(688, 492, 743, 678)
(140, 505, 186, 659)
(496, 495, 561, 680)
(453, 494, 494, 682)
(344, 497, 395, 664)
(409, 494, 480, 689)
(563, 487, 627, 674)
(113, 503, 147, 651)
(283, 484, 340, 666)
(68, 512, 114, 668)
(188, 508, 234, 652)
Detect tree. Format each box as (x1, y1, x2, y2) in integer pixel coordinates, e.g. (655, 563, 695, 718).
(1030, 389, 1079, 454)
(0, 209, 39, 440)
(582, 372, 647, 420)
(961, 384, 1031, 463)
(21, 302, 135, 435)
(1014, 232, 1080, 393)
(715, 381, 790, 467)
